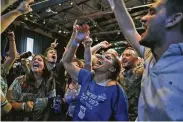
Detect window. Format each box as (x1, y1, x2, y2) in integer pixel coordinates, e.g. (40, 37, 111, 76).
(26, 37, 34, 60)
(26, 37, 34, 52)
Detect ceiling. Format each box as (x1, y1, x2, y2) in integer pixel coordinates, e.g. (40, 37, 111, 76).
(4, 0, 155, 53)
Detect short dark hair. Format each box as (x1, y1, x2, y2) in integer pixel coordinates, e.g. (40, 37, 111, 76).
(43, 47, 57, 57)
(165, 0, 183, 33)
(123, 47, 139, 57)
(109, 54, 121, 80)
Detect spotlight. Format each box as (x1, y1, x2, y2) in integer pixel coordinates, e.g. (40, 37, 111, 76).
(95, 37, 98, 42)
(58, 30, 62, 33)
(70, 2, 73, 5)
(59, 3, 61, 6)
(117, 31, 120, 35)
(63, 31, 66, 34)
(43, 19, 46, 24)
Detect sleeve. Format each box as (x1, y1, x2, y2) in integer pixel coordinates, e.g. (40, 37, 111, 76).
(114, 85, 129, 121)
(54, 62, 66, 86)
(78, 69, 93, 85)
(7, 78, 22, 102)
(143, 47, 152, 60)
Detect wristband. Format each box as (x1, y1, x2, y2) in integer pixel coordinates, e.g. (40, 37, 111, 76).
(1, 99, 8, 108)
(72, 40, 79, 47)
(22, 102, 26, 111)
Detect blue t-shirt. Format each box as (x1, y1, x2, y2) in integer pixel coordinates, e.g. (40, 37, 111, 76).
(72, 69, 129, 121)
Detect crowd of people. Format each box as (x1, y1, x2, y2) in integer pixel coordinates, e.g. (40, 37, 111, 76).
(1, 0, 183, 121)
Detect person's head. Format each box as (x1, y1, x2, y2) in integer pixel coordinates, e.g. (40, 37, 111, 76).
(93, 53, 121, 80)
(121, 47, 138, 70)
(105, 48, 118, 57)
(44, 47, 57, 63)
(72, 58, 84, 68)
(30, 54, 49, 77)
(140, 0, 183, 48)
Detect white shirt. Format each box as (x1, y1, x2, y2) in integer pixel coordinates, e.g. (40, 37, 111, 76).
(138, 43, 183, 121)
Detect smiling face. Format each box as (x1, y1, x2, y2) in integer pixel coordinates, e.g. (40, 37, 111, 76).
(140, 0, 167, 47)
(31, 55, 45, 73)
(121, 49, 138, 69)
(93, 53, 115, 72)
(46, 49, 57, 63)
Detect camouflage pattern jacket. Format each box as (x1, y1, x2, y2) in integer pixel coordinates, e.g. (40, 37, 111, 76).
(118, 64, 144, 121)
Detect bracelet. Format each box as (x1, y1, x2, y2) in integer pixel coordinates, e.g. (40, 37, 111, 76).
(72, 40, 79, 47)
(1, 99, 8, 108)
(22, 102, 26, 111)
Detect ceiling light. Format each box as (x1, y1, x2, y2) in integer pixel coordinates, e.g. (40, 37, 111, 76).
(70, 2, 73, 5)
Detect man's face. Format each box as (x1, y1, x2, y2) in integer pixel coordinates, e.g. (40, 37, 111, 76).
(46, 49, 57, 63)
(140, 0, 167, 47)
(121, 49, 137, 69)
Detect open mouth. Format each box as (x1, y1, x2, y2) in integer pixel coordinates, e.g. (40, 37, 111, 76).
(33, 63, 40, 68)
(52, 55, 56, 59)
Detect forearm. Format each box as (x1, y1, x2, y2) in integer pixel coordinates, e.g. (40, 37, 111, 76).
(113, 0, 143, 56)
(65, 32, 76, 50)
(114, 0, 136, 34)
(3, 39, 17, 73)
(8, 38, 17, 58)
(11, 101, 24, 111)
(62, 40, 79, 64)
(1, 10, 21, 33)
(1, 0, 18, 13)
(91, 44, 102, 55)
(84, 46, 92, 71)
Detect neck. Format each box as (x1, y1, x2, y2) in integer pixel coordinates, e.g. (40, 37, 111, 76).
(152, 32, 183, 61)
(47, 62, 56, 71)
(33, 72, 43, 88)
(93, 71, 110, 83)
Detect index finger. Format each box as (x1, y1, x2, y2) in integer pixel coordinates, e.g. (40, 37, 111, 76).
(73, 19, 78, 26)
(54, 39, 57, 43)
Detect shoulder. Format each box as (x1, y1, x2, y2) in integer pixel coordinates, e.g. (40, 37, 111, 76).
(144, 47, 153, 60)
(9, 75, 26, 90)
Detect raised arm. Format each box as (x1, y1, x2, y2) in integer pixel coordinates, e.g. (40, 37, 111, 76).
(2, 32, 17, 74)
(62, 24, 90, 82)
(91, 41, 111, 55)
(1, 0, 34, 33)
(65, 20, 78, 50)
(83, 38, 93, 71)
(108, 0, 144, 57)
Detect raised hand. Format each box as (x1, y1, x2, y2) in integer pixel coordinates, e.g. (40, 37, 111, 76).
(100, 41, 111, 48)
(16, 0, 34, 15)
(74, 24, 90, 43)
(83, 37, 93, 48)
(51, 39, 58, 48)
(7, 32, 15, 41)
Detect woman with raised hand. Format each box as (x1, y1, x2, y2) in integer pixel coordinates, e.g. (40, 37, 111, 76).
(62, 23, 128, 121)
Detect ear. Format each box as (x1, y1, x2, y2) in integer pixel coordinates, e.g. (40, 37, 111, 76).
(166, 12, 183, 28)
(109, 67, 116, 72)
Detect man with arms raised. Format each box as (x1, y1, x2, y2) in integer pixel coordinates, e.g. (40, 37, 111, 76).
(108, 0, 183, 120)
